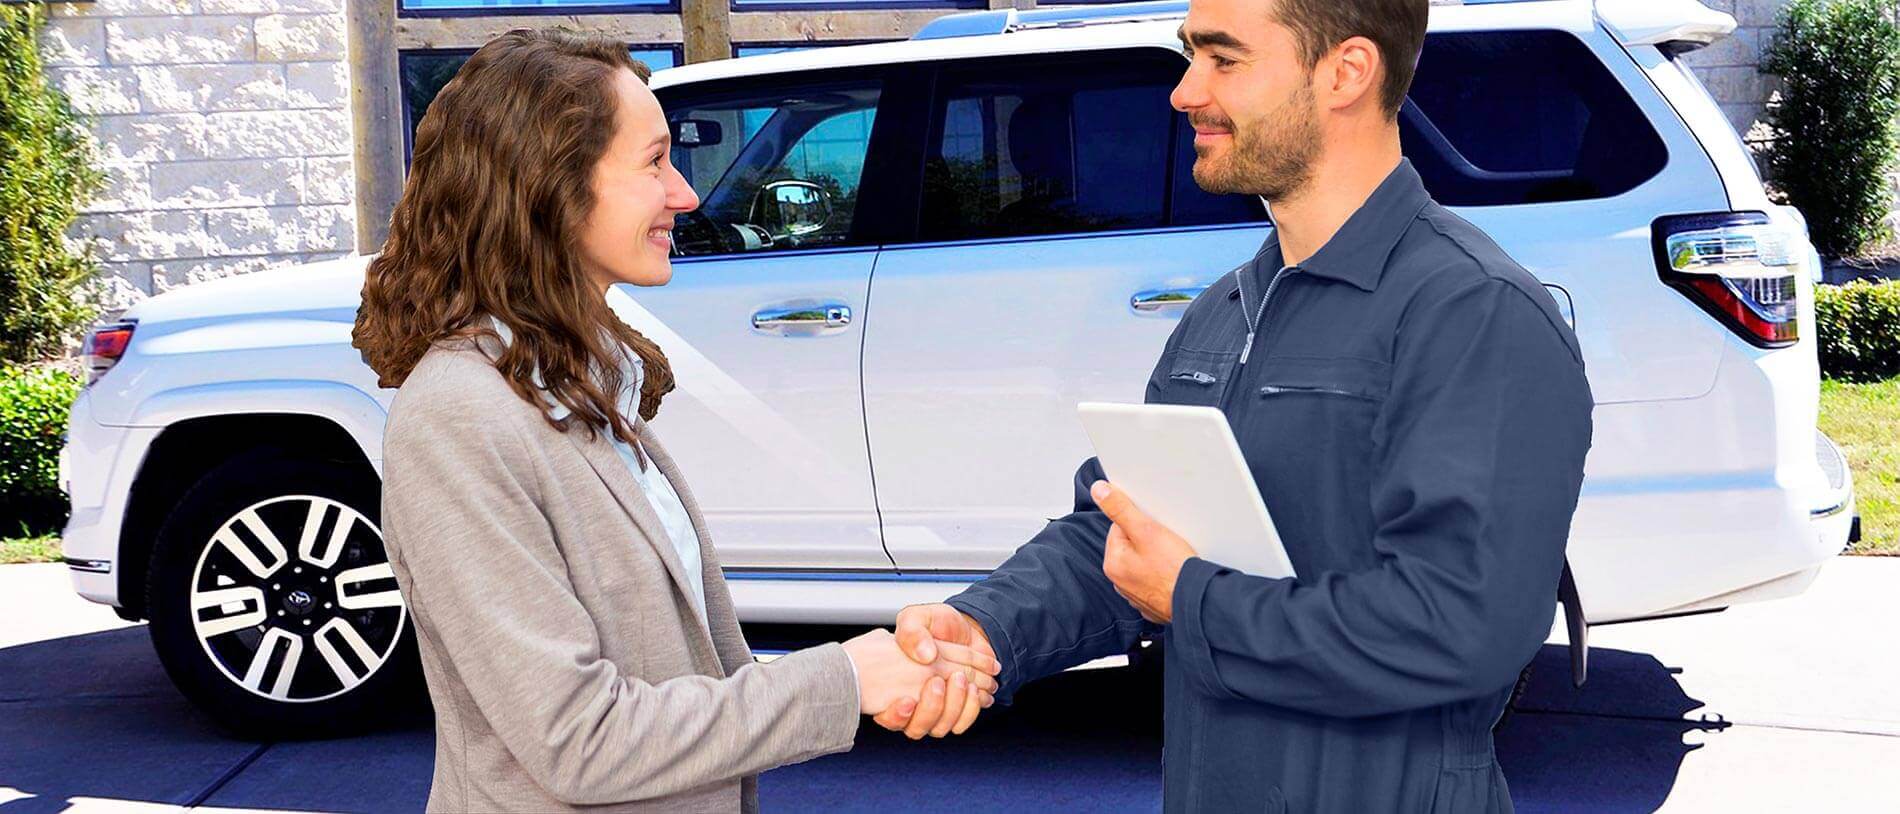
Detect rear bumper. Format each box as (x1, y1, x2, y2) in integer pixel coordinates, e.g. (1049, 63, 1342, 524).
(58, 390, 157, 609)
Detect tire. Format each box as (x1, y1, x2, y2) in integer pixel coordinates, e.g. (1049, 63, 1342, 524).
(145, 448, 422, 739)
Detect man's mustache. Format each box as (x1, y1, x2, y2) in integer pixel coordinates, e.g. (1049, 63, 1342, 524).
(1188, 114, 1235, 132)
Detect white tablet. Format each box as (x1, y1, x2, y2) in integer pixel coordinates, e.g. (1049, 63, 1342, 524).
(1077, 402, 1296, 580)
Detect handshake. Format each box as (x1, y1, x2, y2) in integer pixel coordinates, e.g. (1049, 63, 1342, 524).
(839, 604, 1000, 739)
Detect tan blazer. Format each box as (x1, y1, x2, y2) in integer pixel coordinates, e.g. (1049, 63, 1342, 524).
(380, 338, 859, 813)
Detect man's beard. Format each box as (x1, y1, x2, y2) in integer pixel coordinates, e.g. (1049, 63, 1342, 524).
(1190, 83, 1320, 201)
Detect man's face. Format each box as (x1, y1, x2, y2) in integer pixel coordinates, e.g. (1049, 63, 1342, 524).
(1171, 0, 1322, 201)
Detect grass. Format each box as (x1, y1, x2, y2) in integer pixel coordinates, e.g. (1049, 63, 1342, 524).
(0, 532, 60, 564)
(1820, 377, 1900, 555)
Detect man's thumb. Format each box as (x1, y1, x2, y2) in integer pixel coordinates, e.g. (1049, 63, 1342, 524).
(896, 615, 937, 663)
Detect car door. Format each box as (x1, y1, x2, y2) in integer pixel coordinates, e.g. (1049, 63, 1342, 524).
(861, 49, 1270, 571)
(631, 68, 903, 570)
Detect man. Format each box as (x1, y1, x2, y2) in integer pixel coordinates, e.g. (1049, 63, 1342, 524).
(873, 0, 1595, 810)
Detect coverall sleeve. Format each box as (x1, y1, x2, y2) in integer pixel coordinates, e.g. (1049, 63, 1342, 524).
(947, 456, 1161, 702)
(1168, 277, 1594, 718)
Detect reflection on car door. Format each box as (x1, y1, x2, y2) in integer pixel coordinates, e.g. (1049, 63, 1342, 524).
(862, 50, 1271, 571)
(630, 70, 897, 570)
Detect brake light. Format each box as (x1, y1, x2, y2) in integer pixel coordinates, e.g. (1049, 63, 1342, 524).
(1653, 212, 1800, 348)
(81, 320, 136, 384)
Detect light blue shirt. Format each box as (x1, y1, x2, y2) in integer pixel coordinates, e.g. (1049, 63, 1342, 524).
(486, 317, 708, 625)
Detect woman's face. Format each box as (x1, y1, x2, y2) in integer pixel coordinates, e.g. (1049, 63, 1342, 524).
(578, 68, 700, 292)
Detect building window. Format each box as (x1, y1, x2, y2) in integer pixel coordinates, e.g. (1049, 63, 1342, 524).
(398, 47, 682, 160)
(399, 1, 674, 16)
(730, 0, 977, 10)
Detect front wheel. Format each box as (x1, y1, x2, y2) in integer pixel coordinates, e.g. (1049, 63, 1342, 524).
(146, 449, 422, 739)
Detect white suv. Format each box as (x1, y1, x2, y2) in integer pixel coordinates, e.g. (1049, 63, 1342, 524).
(58, 0, 1856, 736)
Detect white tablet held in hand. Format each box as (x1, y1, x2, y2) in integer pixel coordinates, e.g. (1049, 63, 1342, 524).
(1078, 402, 1296, 580)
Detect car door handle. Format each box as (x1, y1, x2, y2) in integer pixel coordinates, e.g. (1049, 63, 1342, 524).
(752, 303, 853, 335)
(1131, 286, 1209, 313)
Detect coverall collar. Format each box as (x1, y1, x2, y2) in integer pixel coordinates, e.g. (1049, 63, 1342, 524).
(1240, 158, 1430, 295)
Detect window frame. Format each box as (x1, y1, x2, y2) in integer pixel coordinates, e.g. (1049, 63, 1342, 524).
(396, 44, 685, 166)
(396, 1, 680, 19)
(881, 46, 1266, 250)
(654, 62, 931, 261)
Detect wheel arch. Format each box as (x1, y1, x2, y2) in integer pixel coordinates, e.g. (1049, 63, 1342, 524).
(115, 383, 385, 620)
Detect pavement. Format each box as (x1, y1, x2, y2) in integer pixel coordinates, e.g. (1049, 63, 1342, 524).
(2, 558, 1898, 813)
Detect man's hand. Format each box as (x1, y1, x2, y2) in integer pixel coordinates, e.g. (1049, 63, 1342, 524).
(841, 628, 997, 726)
(1095, 480, 1197, 624)
(871, 604, 1000, 738)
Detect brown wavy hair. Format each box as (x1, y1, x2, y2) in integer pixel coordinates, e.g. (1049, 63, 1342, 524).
(353, 28, 675, 446)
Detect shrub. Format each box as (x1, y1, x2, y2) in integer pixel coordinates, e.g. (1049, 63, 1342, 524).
(1761, 0, 1900, 258)
(0, 4, 101, 365)
(0, 365, 79, 534)
(1815, 279, 1900, 382)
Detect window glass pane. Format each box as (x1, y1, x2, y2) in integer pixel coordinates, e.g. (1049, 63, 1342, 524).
(662, 81, 882, 256)
(920, 59, 1172, 241)
(401, 0, 665, 11)
(1402, 30, 1667, 205)
(399, 48, 677, 160)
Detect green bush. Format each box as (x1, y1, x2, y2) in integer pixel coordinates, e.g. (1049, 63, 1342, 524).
(1815, 279, 1900, 382)
(1761, 0, 1900, 258)
(0, 365, 79, 534)
(1, 4, 101, 365)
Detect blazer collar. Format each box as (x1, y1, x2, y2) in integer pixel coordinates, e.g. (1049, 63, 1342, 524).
(472, 318, 722, 661)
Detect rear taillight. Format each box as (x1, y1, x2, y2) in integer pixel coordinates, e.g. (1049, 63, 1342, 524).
(1653, 212, 1801, 348)
(81, 320, 136, 384)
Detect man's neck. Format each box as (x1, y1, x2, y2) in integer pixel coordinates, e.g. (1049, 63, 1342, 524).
(1269, 137, 1403, 268)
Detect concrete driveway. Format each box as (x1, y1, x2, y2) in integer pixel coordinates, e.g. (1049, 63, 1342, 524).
(3, 558, 1898, 812)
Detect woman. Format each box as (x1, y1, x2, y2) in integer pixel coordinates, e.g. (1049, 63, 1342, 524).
(353, 30, 996, 812)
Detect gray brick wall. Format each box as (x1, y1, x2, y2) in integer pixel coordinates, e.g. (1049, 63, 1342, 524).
(40, 0, 357, 310)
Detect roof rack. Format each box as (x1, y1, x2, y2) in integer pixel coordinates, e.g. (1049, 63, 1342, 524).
(911, 1, 1189, 41)
(909, 0, 1541, 42)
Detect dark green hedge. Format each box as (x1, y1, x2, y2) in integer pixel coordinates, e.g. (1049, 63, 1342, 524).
(1761, 0, 1900, 258)
(1816, 279, 1900, 383)
(0, 365, 79, 534)
(1, 4, 100, 365)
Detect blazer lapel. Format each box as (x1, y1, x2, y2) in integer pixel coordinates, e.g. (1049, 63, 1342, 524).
(557, 423, 719, 657)
(636, 423, 755, 674)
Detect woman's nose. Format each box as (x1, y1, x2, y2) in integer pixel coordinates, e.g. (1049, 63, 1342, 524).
(664, 163, 699, 212)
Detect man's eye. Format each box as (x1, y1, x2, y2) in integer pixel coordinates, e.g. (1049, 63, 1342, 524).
(1212, 55, 1237, 68)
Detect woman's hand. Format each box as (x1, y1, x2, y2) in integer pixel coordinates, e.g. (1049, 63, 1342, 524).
(841, 629, 999, 737)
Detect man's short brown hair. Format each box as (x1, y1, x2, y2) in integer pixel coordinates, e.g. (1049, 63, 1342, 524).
(1271, 0, 1428, 118)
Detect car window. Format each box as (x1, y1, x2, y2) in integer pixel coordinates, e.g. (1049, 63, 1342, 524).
(664, 81, 881, 257)
(1403, 30, 1667, 205)
(920, 58, 1177, 241)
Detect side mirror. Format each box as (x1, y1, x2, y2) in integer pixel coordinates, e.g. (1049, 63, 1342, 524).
(754, 180, 832, 237)
(672, 118, 724, 147)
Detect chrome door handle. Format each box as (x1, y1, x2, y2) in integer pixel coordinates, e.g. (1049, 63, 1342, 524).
(752, 303, 853, 335)
(1131, 286, 1209, 313)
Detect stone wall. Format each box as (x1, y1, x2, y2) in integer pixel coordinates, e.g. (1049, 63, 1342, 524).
(1680, 0, 1791, 143)
(37, 0, 357, 310)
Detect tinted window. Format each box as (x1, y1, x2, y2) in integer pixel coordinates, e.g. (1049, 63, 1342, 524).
(664, 81, 881, 256)
(920, 59, 1175, 241)
(1404, 30, 1666, 205)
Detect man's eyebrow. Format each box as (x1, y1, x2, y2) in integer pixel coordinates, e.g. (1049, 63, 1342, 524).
(1177, 26, 1252, 54)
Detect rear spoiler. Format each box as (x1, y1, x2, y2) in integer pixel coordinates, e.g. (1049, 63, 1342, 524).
(1597, 0, 1737, 53)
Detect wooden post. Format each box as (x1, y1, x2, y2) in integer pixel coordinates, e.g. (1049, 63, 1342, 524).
(682, 0, 733, 64)
(345, 0, 405, 254)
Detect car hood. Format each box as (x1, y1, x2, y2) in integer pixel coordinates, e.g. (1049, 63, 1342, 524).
(121, 255, 374, 326)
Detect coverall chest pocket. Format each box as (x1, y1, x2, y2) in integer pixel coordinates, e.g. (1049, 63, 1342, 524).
(1246, 355, 1392, 527)
(1151, 347, 1244, 407)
